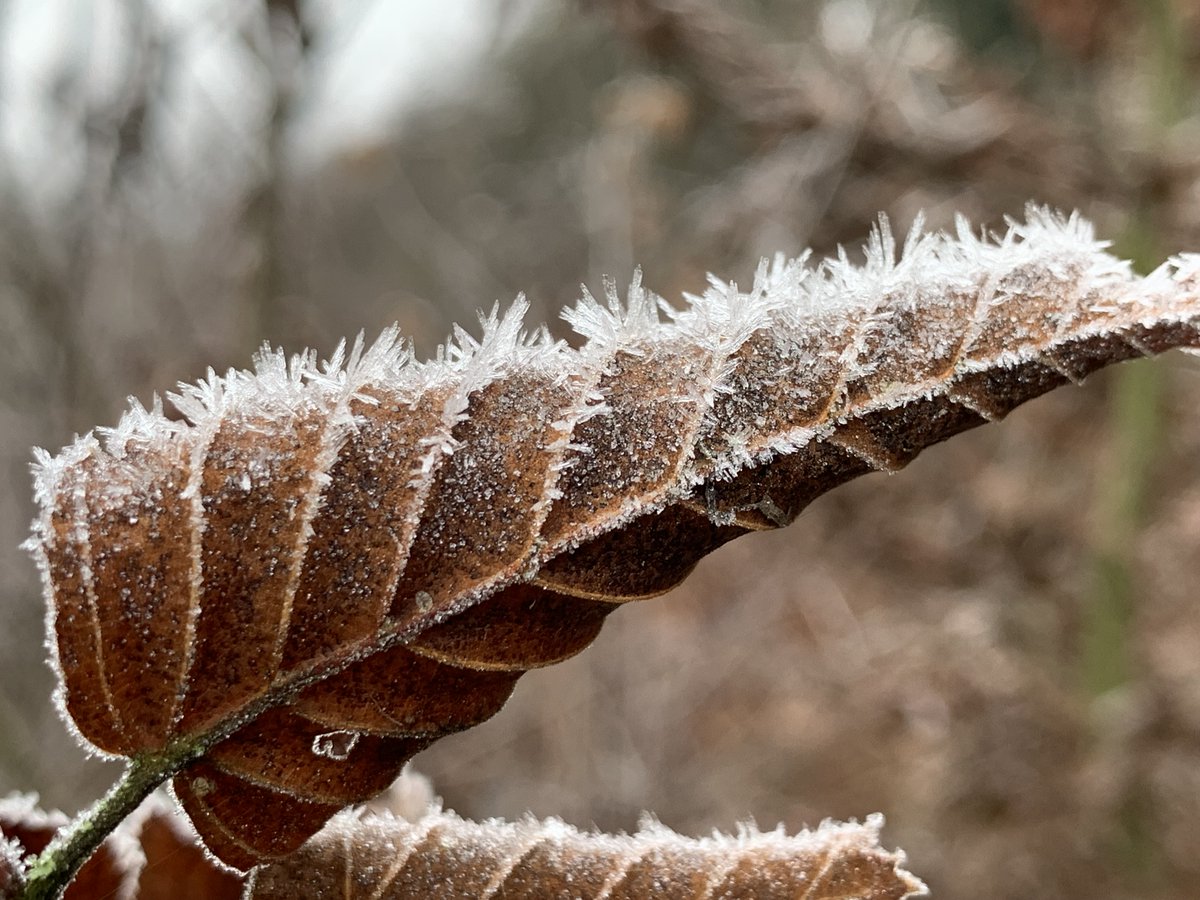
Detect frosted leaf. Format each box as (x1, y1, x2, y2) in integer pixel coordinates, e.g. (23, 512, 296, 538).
(26, 206, 1200, 870)
(246, 807, 927, 899)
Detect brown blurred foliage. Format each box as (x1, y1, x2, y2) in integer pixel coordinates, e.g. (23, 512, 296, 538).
(0, 794, 243, 899)
(1, 1, 1198, 897)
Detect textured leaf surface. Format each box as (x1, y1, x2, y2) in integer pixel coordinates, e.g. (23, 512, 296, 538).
(247, 808, 925, 900)
(27, 209, 1200, 869)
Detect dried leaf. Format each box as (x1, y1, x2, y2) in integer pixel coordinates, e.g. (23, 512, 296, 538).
(26, 208, 1200, 869)
(247, 807, 926, 900)
(0, 793, 242, 900)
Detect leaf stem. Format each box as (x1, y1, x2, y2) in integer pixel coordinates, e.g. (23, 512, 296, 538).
(18, 750, 191, 900)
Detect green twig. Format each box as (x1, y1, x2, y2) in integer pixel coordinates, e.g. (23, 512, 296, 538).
(17, 750, 191, 900)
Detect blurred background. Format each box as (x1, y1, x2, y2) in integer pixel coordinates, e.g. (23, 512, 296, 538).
(1, 1, 1200, 897)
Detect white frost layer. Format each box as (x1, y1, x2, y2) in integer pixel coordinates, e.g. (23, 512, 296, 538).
(28, 205, 1150, 515)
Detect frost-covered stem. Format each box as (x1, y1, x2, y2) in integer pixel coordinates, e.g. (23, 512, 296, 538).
(18, 751, 190, 900)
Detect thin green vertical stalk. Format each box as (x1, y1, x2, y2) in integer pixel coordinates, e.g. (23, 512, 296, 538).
(1083, 0, 1181, 704)
(1144, 0, 1187, 126)
(1085, 203, 1165, 701)
(1081, 0, 1184, 884)
(1084, 352, 1162, 697)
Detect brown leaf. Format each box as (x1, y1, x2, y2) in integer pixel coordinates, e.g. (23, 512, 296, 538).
(246, 807, 926, 900)
(26, 208, 1200, 869)
(0, 793, 242, 900)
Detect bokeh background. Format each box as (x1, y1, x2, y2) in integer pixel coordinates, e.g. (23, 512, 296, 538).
(2, 1, 1200, 897)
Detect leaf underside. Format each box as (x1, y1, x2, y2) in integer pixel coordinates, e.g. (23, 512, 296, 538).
(27, 208, 1200, 870)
